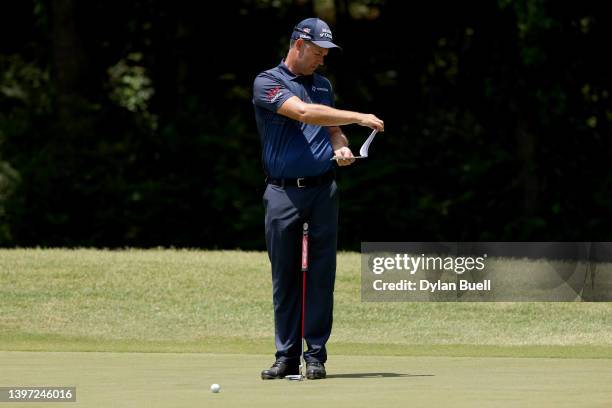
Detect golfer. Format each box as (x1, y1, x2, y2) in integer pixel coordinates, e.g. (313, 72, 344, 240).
(252, 17, 384, 380)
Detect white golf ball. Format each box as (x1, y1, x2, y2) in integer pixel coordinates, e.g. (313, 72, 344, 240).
(210, 384, 221, 393)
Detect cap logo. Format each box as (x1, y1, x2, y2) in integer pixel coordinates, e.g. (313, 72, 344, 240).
(302, 27, 311, 33)
(320, 27, 333, 39)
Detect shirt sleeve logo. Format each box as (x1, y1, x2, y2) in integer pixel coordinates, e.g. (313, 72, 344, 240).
(267, 86, 283, 103)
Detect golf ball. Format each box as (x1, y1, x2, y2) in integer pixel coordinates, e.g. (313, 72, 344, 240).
(210, 384, 221, 393)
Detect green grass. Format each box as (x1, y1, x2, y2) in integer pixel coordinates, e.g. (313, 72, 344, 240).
(2, 352, 612, 408)
(1, 249, 612, 358)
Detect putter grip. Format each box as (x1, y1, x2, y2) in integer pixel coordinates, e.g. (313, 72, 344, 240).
(301, 223, 308, 271)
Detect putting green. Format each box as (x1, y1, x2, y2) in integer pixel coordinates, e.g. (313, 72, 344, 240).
(1, 352, 611, 407)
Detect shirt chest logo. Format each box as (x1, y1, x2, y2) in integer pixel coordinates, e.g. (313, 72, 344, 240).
(311, 85, 329, 93)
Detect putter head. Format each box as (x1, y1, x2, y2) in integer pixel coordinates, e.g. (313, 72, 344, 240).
(285, 363, 304, 381)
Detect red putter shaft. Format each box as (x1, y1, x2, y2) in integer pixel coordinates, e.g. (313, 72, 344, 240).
(301, 222, 308, 351)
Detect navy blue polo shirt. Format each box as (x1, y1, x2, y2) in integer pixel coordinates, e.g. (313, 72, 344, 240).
(253, 61, 335, 178)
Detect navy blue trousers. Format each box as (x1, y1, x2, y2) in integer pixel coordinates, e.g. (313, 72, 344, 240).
(263, 180, 338, 364)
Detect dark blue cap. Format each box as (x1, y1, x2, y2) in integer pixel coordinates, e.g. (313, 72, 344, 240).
(291, 18, 342, 50)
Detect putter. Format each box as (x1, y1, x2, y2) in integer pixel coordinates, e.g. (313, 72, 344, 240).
(286, 222, 309, 381)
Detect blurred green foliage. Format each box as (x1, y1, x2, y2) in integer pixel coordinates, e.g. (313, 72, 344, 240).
(0, 0, 610, 248)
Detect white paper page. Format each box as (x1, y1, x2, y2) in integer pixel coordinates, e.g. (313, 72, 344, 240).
(330, 129, 379, 160)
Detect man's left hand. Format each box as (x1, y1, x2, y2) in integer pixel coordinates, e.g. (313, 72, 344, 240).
(333, 147, 355, 166)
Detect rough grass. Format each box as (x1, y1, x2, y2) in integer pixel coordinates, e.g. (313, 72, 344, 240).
(1, 249, 611, 357)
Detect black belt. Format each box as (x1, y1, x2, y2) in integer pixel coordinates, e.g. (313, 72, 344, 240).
(266, 169, 335, 188)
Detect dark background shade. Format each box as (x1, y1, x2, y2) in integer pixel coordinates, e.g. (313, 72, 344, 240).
(0, 0, 610, 250)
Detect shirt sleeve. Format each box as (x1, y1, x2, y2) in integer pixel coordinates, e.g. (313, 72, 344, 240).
(253, 74, 295, 112)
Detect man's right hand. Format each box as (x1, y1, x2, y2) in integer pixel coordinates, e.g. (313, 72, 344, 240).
(358, 113, 384, 132)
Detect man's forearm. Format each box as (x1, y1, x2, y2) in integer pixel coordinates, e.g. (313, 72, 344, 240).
(329, 129, 349, 150)
(277, 96, 383, 131)
(300, 104, 362, 126)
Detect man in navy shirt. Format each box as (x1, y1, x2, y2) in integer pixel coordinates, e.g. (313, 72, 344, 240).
(253, 17, 384, 380)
